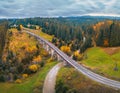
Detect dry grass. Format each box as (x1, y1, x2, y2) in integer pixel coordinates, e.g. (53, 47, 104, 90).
(27, 29, 53, 42)
(56, 67, 120, 93)
(102, 47, 120, 55)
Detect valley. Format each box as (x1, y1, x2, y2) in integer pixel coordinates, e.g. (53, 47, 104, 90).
(0, 17, 120, 93)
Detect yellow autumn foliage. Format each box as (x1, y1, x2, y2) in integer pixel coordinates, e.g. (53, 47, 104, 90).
(29, 64, 38, 72)
(33, 55, 42, 63)
(93, 22, 104, 31)
(74, 50, 80, 57)
(4, 28, 38, 63)
(74, 50, 83, 60)
(36, 26, 40, 30)
(15, 79, 22, 83)
(22, 74, 28, 78)
(93, 21, 113, 32)
(20, 24, 23, 30)
(26, 46, 37, 53)
(41, 50, 49, 57)
(107, 20, 113, 25)
(60, 46, 71, 54)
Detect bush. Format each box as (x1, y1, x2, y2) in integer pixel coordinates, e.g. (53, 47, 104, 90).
(55, 79, 68, 93)
(40, 61, 45, 67)
(60, 46, 71, 56)
(15, 79, 22, 83)
(47, 58, 55, 63)
(32, 55, 42, 63)
(73, 51, 83, 61)
(0, 75, 5, 82)
(24, 68, 31, 74)
(73, 55, 77, 60)
(41, 50, 49, 57)
(22, 74, 28, 79)
(17, 64, 24, 73)
(13, 74, 18, 80)
(67, 88, 78, 93)
(29, 64, 38, 72)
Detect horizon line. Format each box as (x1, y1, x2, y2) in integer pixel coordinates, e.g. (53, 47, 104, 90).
(0, 14, 120, 19)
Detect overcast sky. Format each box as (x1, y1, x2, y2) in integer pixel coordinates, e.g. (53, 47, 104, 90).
(0, 0, 120, 18)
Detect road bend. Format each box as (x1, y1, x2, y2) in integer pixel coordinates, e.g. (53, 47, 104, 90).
(43, 63, 63, 93)
(23, 28, 120, 90)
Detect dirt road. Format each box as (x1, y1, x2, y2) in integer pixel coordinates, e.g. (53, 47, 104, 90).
(43, 63, 63, 93)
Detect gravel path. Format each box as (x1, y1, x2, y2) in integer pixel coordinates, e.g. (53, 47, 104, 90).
(43, 63, 63, 93)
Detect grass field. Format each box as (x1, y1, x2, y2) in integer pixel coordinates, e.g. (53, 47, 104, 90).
(82, 47, 120, 80)
(56, 67, 119, 93)
(0, 61, 57, 93)
(28, 29, 53, 42)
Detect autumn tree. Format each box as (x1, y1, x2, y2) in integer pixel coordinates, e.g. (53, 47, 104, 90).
(104, 39, 109, 47)
(73, 50, 83, 61)
(18, 24, 23, 31)
(60, 46, 71, 55)
(29, 64, 39, 72)
(32, 55, 42, 63)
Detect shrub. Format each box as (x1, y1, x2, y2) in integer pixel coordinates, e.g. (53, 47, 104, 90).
(15, 79, 22, 83)
(67, 88, 78, 93)
(13, 74, 18, 80)
(0, 75, 5, 82)
(73, 51, 83, 61)
(55, 79, 68, 93)
(47, 58, 54, 63)
(60, 46, 71, 56)
(17, 64, 24, 73)
(29, 64, 38, 72)
(42, 51, 49, 57)
(32, 55, 42, 63)
(22, 74, 28, 79)
(40, 61, 45, 67)
(23, 68, 31, 74)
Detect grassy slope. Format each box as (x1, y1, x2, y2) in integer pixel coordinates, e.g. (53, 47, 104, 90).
(2, 28, 38, 62)
(0, 62, 57, 93)
(82, 47, 120, 80)
(56, 67, 119, 93)
(28, 29, 53, 42)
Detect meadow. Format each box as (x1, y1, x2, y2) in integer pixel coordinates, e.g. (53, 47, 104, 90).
(82, 47, 120, 80)
(56, 67, 120, 93)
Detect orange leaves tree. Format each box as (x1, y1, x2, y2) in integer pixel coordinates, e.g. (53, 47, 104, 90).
(60, 46, 71, 55)
(104, 39, 109, 47)
(73, 50, 83, 61)
(18, 24, 23, 31)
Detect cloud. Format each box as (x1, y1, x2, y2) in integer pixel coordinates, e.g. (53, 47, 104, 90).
(0, 0, 119, 18)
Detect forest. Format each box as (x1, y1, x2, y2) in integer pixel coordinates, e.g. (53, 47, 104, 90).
(0, 17, 120, 93)
(0, 26, 51, 83)
(0, 21, 8, 60)
(0, 17, 120, 82)
(9, 17, 120, 53)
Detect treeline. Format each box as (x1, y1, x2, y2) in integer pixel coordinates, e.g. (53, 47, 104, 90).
(0, 22, 8, 60)
(94, 21, 120, 47)
(9, 17, 120, 53)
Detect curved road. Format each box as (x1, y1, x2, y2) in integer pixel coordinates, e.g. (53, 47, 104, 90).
(43, 63, 63, 93)
(23, 28, 120, 90)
